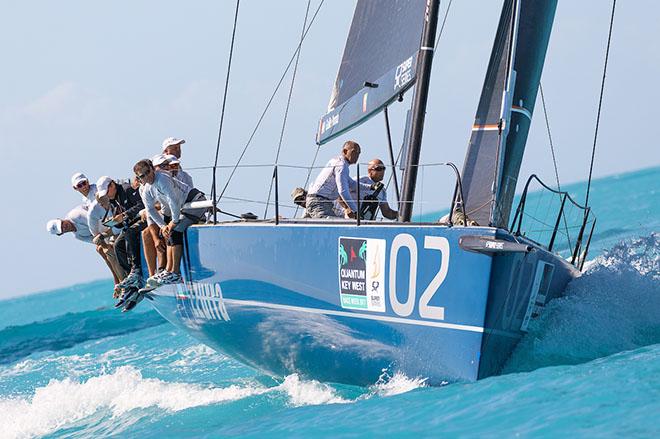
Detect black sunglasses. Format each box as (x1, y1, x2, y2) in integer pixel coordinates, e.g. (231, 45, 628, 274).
(136, 168, 152, 181)
(74, 180, 88, 189)
(369, 166, 386, 171)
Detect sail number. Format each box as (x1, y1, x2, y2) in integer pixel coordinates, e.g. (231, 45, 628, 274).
(389, 234, 449, 320)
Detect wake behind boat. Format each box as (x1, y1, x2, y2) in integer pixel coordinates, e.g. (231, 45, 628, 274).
(144, 0, 602, 385)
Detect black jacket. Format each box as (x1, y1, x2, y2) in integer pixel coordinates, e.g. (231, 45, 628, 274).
(111, 182, 144, 228)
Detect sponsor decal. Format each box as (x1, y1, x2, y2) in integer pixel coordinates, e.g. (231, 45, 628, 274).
(338, 237, 386, 312)
(320, 113, 339, 134)
(394, 56, 413, 90)
(176, 281, 230, 321)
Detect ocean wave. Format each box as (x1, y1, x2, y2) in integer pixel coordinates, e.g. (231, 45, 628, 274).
(0, 365, 269, 439)
(0, 362, 431, 438)
(505, 233, 660, 373)
(0, 309, 165, 365)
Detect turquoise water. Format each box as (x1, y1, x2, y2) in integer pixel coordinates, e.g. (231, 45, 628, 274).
(1, 167, 658, 438)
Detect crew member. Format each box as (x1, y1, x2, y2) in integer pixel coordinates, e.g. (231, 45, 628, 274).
(47, 205, 93, 244)
(161, 137, 194, 188)
(337, 159, 398, 220)
(306, 140, 371, 218)
(47, 205, 122, 290)
(134, 159, 206, 286)
(71, 172, 97, 209)
(87, 178, 126, 288)
(96, 176, 146, 291)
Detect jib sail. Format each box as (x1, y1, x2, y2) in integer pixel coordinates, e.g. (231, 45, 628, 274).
(316, 0, 427, 145)
(458, 0, 557, 228)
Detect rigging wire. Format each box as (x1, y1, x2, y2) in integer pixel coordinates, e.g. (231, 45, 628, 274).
(211, 0, 241, 223)
(264, 0, 312, 219)
(219, 0, 326, 201)
(434, 0, 453, 48)
(585, 0, 617, 209)
(539, 82, 573, 251)
(539, 83, 561, 191)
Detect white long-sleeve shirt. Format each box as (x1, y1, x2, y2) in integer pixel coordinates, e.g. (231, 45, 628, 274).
(308, 155, 369, 212)
(175, 168, 194, 189)
(87, 200, 116, 237)
(66, 205, 93, 244)
(81, 183, 97, 210)
(140, 170, 191, 227)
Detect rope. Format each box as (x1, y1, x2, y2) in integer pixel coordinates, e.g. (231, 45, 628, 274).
(211, 0, 240, 221)
(585, 0, 617, 209)
(219, 0, 326, 201)
(264, 0, 311, 219)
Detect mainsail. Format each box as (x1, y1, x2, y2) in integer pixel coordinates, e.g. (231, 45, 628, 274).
(458, 0, 558, 228)
(316, 0, 427, 145)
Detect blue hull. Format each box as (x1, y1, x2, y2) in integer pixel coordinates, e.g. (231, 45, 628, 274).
(147, 221, 578, 386)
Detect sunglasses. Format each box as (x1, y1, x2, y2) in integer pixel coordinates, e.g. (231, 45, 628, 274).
(74, 181, 88, 189)
(369, 166, 386, 172)
(136, 169, 152, 181)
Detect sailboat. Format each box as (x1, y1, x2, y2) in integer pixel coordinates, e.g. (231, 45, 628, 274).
(147, 0, 596, 385)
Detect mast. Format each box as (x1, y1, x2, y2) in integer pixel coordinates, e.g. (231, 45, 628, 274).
(399, 0, 441, 222)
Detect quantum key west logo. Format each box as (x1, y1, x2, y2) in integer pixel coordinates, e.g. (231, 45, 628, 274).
(338, 237, 386, 312)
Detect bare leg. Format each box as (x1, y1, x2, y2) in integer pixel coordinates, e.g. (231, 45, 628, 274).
(149, 224, 167, 272)
(166, 245, 174, 272)
(104, 246, 126, 281)
(142, 228, 157, 276)
(97, 245, 121, 285)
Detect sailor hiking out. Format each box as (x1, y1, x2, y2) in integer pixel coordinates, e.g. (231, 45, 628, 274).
(134, 159, 206, 287)
(96, 176, 146, 294)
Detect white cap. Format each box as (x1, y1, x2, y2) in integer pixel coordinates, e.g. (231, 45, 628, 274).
(47, 219, 63, 235)
(162, 154, 180, 165)
(151, 154, 168, 167)
(71, 172, 88, 187)
(96, 176, 113, 197)
(162, 137, 185, 151)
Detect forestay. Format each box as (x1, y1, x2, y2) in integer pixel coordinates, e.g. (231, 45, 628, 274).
(316, 0, 427, 145)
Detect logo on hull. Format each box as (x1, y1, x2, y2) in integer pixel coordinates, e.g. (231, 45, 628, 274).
(338, 237, 386, 312)
(176, 281, 230, 321)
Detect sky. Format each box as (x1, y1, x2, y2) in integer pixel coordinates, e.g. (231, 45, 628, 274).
(1, 0, 658, 299)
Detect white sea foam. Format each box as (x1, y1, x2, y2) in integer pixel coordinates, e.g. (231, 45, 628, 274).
(276, 374, 350, 406)
(369, 371, 428, 397)
(0, 366, 268, 439)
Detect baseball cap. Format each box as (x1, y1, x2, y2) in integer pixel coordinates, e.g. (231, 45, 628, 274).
(71, 172, 88, 187)
(47, 219, 63, 235)
(96, 176, 113, 197)
(151, 154, 168, 167)
(162, 137, 185, 151)
(162, 154, 180, 165)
